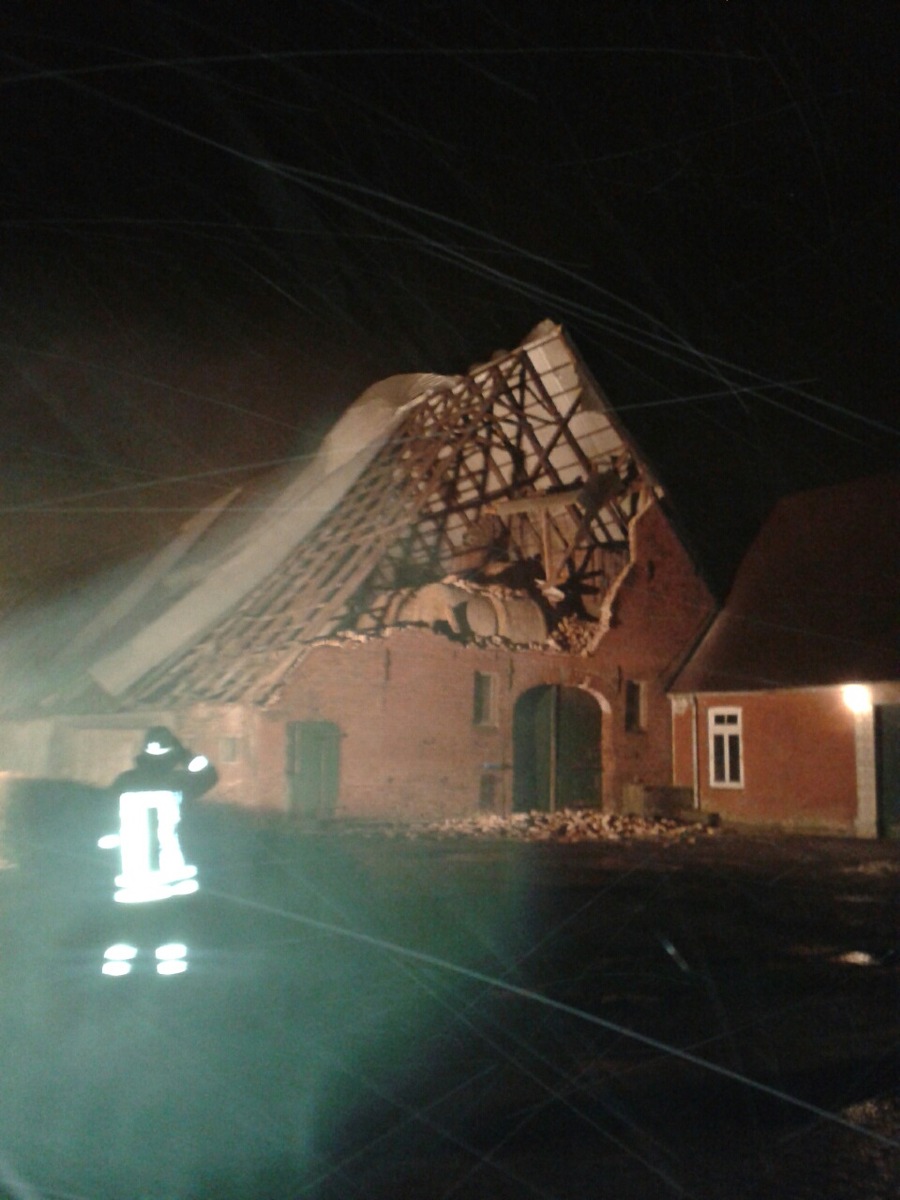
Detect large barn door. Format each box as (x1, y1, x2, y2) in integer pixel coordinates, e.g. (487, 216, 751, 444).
(875, 705, 900, 838)
(513, 686, 601, 812)
(286, 721, 341, 818)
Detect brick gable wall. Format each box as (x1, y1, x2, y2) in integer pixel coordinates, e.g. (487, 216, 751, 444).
(193, 498, 717, 819)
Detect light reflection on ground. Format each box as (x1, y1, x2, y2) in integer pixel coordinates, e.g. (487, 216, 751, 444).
(0, 801, 897, 1198)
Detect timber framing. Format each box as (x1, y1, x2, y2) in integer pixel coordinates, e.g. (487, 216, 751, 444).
(0, 321, 666, 719)
(125, 322, 660, 708)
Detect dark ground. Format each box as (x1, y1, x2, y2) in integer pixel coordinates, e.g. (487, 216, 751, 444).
(0, 803, 897, 1199)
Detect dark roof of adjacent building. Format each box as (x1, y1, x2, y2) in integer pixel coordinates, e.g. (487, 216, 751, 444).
(672, 473, 900, 693)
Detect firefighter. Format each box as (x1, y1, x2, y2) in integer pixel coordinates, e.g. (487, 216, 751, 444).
(99, 727, 218, 975)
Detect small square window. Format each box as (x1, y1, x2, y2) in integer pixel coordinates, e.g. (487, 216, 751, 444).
(473, 671, 497, 726)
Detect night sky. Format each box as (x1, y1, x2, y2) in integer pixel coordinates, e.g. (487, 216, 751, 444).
(1, 1, 897, 597)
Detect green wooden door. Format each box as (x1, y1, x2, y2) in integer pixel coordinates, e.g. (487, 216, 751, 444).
(513, 686, 601, 812)
(556, 688, 603, 808)
(286, 721, 341, 818)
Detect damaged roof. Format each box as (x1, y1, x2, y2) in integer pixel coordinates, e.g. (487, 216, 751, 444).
(0, 321, 663, 714)
(672, 473, 900, 693)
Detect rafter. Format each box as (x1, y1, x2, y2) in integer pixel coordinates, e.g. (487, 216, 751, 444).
(123, 326, 656, 707)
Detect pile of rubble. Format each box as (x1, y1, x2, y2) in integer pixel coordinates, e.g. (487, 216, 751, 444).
(393, 808, 719, 843)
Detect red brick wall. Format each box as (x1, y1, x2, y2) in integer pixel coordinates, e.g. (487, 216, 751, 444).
(598, 501, 715, 798)
(673, 688, 858, 832)
(670, 696, 697, 801)
(273, 637, 509, 818)
(220, 498, 715, 820)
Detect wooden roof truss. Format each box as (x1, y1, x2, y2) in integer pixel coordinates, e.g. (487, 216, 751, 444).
(128, 332, 652, 707)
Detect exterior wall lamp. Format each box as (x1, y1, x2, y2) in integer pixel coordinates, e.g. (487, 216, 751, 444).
(842, 684, 873, 714)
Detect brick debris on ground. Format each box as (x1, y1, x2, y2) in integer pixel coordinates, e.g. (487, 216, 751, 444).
(342, 808, 721, 842)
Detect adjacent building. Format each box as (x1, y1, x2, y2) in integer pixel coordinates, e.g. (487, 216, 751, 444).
(670, 474, 900, 837)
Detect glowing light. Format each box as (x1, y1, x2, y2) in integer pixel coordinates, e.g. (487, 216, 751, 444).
(104, 943, 138, 961)
(833, 950, 877, 966)
(170, 877, 199, 896)
(111, 789, 199, 904)
(187, 754, 209, 773)
(156, 942, 189, 975)
(156, 959, 188, 976)
(114, 875, 198, 904)
(102, 960, 132, 977)
(842, 684, 872, 714)
(98, 833, 120, 849)
(155, 943, 188, 960)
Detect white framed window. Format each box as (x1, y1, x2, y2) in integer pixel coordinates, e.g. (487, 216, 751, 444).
(473, 671, 497, 727)
(708, 707, 743, 787)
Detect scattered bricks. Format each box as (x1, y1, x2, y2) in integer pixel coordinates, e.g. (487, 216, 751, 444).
(380, 807, 720, 844)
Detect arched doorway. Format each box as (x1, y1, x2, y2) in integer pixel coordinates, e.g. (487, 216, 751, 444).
(286, 720, 341, 818)
(513, 686, 601, 812)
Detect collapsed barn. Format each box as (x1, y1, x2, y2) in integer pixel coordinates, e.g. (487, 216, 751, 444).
(0, 321, 715, 820)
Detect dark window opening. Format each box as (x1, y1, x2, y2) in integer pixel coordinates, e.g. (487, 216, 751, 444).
(478, 774, 497, 811)
(220, 736, 241, 763)
(624, 680, 645, 732)
(473, 671, 496, 726)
